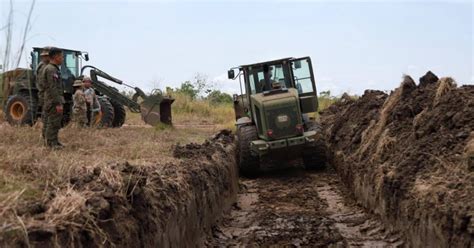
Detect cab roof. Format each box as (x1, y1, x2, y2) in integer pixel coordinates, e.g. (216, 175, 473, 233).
(239, 57, 294, 69)
(32, 47, 84, 54)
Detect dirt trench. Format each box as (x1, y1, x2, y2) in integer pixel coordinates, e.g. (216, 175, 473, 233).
(207, 168, 404, 247)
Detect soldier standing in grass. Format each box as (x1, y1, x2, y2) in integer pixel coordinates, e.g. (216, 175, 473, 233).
(83, 76, 100, 126)
(43, 48, 65, 149)
(36, 46, 50, 141)
(71, 80, 88, 127)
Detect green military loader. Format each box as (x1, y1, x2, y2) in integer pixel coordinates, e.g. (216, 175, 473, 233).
(228, 57, 328, 177)
(0, 47, 174, 127)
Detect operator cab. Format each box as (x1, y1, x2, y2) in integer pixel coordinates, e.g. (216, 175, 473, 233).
(229, 57, 319, 114)
(31, 47, 89, 94)
(31, 47, 89, 78)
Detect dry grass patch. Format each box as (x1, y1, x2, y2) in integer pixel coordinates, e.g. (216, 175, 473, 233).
(0, 115, 216, 245)
(171, 92, 235, 127)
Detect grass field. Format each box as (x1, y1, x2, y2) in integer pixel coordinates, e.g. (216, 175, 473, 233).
(0, 108, 220, 240)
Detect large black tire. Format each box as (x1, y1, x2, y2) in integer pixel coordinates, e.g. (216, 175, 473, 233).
(95, 97, 115, 128)
(110, 99, 126, 128)
(5, 92, 38, 126)
(236, 125, 260, 177)
(303, 122, 328, 170)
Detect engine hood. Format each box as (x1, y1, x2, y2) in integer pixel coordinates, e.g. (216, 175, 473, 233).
(251, 88, 302, 140)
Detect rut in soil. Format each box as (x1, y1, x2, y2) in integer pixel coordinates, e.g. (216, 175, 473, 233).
(207, 168, 404, 247)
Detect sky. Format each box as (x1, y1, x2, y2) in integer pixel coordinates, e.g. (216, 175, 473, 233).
(1, 0, 473, 96)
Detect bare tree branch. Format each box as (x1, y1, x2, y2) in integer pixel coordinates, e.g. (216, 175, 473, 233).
(15, 0, 36, 68)
(0, 24, 9, 31)
(2, 0, 14, 72)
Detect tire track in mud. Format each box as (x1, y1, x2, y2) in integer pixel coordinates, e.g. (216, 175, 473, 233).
(314, 174, 404, 247)
(207, 169, 404, 247)
(121, 124, 217, 129)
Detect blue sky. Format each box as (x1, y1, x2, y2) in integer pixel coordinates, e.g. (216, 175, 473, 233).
(1, 0, 472, 95)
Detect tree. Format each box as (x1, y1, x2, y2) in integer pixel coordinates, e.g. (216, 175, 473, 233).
(192, 73, 213, 96)
(170, 73, 216, 99)
(206, 90, 233, 105)
(178, 81, 199, 99)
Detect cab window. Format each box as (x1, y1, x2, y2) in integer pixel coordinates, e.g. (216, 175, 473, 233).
(246, 64, 291, 94)
(61, 51, 79, 79)
(292, 58, 314, 94)
(31, 51, 40, 73)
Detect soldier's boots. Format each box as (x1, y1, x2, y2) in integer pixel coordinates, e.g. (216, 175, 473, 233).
(47, 141, 65, 150)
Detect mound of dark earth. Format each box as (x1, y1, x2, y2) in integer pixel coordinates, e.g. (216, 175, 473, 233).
(321, 72, 474, 247)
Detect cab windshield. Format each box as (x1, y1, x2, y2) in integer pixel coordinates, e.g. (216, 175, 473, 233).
(246, 63, 292, 95)
(245, 58, 315, 96)
(31, 49, 81, 78)
(61, 51, 80, 79)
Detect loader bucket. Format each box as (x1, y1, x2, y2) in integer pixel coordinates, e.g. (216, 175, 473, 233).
(140, 95, 175, 126)
(159, 97, 174, 125)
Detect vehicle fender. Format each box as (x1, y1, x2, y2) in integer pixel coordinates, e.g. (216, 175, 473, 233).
(236, 116, 252, 128)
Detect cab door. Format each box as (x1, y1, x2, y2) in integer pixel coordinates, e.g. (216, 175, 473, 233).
(290, 57, 318, 113)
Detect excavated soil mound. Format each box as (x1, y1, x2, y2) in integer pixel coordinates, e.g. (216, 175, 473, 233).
(3, 130, 238, 248)
(321, 72, 474, 247)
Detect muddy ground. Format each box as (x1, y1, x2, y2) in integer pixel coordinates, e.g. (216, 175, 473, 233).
(207, 167, 404, 247)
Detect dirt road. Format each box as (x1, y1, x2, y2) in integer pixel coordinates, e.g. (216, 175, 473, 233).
(207, 168, 404, 247)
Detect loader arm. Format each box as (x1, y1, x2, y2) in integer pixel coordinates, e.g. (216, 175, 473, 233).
(82, 66, 142, 113)
(81, 65, 174, 126)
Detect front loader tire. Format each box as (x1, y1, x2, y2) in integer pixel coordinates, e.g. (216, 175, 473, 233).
(95, 97, 115, 128)
(110, 99, 126, 128)
(236, 125, 260, 177)
(5, 92, 38, 126)
(303, 122, 328, 170)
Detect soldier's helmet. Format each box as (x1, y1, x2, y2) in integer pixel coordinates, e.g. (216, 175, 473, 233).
(40, 46, 51, 56)
(73, 80, 83, 87)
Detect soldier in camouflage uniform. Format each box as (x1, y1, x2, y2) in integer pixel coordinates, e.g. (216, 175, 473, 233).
(43, 48, 65, 149)
(83, 77, 100, 126)
(36, 47, 50, 140)
(71, 80, 88, 127)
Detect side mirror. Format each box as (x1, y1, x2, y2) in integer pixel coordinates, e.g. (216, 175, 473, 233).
(227, 69, 235, 79)
(294, 60, 302, 69)
(233, 94, 239, 102)
(84, 53, 89, 61)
